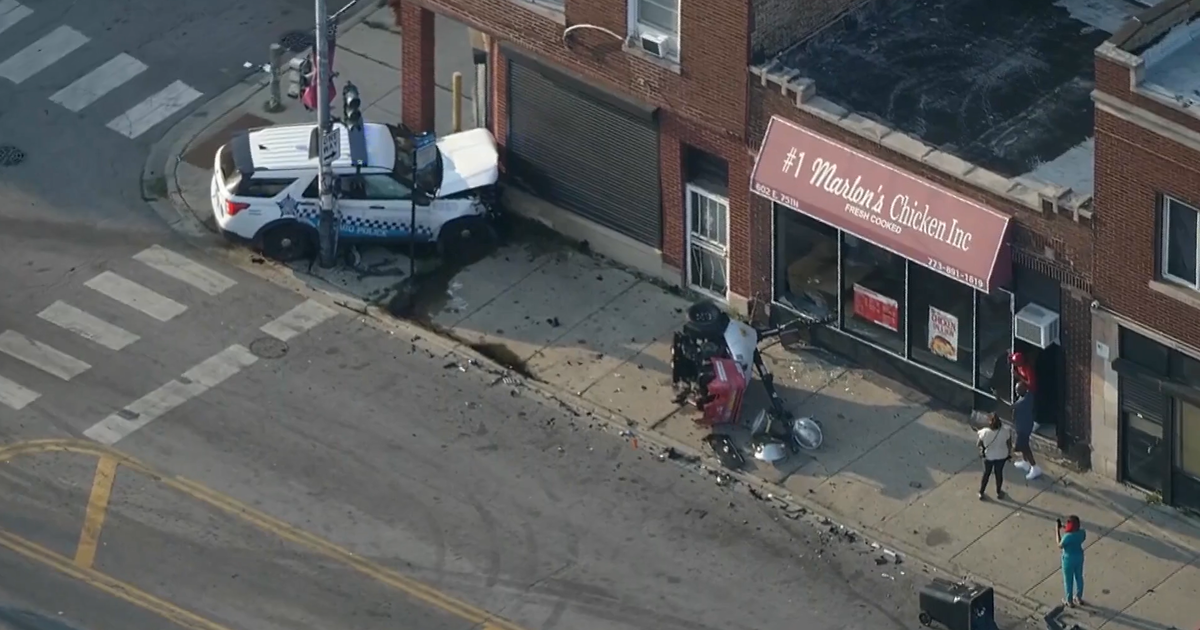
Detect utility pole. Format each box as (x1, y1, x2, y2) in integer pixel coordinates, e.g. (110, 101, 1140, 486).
(314, 0, 337, 268)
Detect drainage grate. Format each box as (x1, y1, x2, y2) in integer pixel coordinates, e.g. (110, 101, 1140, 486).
(249, 337, 289, 359)
(279, 30, 315, 52)
(0, 145, 25, 167)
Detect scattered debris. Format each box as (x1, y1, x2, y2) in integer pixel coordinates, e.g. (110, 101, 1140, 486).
(703, 434, 745, 470)
(657, 446, 699, 464)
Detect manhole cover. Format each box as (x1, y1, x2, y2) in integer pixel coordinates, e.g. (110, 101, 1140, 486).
(279, 30, 315, 52)
(0, 145, 25, 167)
(249, 337, 289, 359)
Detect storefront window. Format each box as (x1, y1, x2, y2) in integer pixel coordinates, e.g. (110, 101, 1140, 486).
(976, 289, 1015, 400)
(841, 235, 905, 353)
(774, 206, 838, 321)
(908, 264, 975, 384)
(1178, 400, 1200, 478)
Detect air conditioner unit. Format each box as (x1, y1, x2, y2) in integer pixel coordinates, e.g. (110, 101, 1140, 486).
(639, 30, 669, 57)
(1014, 303, 1060, 348)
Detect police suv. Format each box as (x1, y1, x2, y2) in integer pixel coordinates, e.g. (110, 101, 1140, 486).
(210, 120, 500, 261)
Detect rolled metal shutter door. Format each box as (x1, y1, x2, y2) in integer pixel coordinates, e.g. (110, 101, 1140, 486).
(1120, 375, 1167, 420)
(507, 59, 661, 247)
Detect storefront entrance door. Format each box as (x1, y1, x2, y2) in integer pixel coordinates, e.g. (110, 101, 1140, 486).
(1120, 375, 1168, 494)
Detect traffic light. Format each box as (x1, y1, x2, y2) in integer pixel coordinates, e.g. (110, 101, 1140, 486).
(343, 81, 362, 129)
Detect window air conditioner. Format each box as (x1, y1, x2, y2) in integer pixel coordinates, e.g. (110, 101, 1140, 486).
(1014, 303, 1060, 349)
(639, 30, 669, 57)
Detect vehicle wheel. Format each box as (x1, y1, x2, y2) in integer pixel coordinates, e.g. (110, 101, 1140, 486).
(438, 217, 496, 265)
(683, 300, 730, 337)
(259, 223, 315, 262)
(918, 611, 932, 627)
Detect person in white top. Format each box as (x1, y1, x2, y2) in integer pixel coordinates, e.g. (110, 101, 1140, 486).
(977, 413, 1013, 500)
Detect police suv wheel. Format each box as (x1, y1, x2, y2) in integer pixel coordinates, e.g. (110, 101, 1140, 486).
(260, 224, 314, 262)
(438, 218, 495, 265)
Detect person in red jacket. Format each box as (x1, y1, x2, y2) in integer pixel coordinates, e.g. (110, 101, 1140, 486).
(1010, 351, 1036, 393)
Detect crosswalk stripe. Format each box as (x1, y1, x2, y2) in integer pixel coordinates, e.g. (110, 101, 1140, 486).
(0, 330, 91, 381)
(0, 374, 39, 409)
(83, 344, 258, 445)
(0, 0, 33, 37)
(261, 300, 339, 342)
(50, 53, 147, 112)
(84, 271, 188, 322)
(133, 245, 236, 296)
(37, 301, 140, 351)
(106, 80, 202, 139)
(0, 25, 89, 84)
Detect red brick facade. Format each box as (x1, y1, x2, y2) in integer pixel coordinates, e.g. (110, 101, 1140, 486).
(390, 0, 754, 294)
(1093, 56, 1200, 346)
(389, 0, 1102, 451)
(751, 86, 1098, 448)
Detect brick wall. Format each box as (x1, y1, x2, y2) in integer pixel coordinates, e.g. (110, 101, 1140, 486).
(395, 0, 754, 291)
(1062, 289, 1094, 453)
(1095, 56, 1200, 135)
(750, 85, 1096, 293)
(397, 2, 437, 132)
(1093, 107, 1200, 345)
(406, 0, 752, 134)
(751, 83, 1096, 449)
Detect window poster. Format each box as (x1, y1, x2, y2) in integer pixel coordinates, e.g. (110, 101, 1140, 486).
(852, 284, 899, 332)
(928, 306, 959, 362)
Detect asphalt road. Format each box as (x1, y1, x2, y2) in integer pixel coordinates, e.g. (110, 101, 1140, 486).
(0, 4, 1038, 627)
(0, 0, 337, 228)
(0, 268, 980, 630)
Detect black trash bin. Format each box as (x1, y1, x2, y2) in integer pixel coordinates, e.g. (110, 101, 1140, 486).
(918, 578, 996, 630)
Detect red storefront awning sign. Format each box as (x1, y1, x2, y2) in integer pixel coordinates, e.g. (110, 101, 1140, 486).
(751, 116, 1012, 293)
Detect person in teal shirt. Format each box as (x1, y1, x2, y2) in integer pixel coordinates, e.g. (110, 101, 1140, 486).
(1058, 515, 1086, 606)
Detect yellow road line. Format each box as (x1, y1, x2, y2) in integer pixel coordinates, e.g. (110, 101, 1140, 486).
(166, 476, 526, 630)
(75, 456, 118, 568)
(0, 438, 530, 630)
(0, 529, 236, 630)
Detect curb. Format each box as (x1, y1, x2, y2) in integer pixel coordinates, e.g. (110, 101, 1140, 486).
(128, 4, 1146, 626)
(201, 234, 1056, 629)
(351, 304, 1053, 627)
(141, 0, 389, 243)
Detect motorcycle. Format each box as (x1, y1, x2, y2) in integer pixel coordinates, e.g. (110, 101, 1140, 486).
(670, 300, 832, 463)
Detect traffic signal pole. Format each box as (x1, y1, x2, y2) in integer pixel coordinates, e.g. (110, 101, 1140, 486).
(315, 0, 337, 268)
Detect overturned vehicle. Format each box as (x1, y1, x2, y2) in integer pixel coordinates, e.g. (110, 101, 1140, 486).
(670, 301, 833, 466)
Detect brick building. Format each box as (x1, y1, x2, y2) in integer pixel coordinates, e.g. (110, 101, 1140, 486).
(1089, 0, 1200, 511)
(390, 0, 1133, 460)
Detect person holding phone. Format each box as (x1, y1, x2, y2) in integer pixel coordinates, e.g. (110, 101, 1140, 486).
(976, 413, 1011, 500)
(1057, 515, 1086, 607)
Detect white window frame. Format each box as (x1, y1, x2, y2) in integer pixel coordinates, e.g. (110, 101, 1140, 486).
(686, 184, 729, 301)
(628, 0, 680, 60)
(1161, 195, 1200, 290)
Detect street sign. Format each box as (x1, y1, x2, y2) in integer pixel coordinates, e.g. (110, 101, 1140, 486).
(322, 129, 340, 162)
(308, 127, 340, 162)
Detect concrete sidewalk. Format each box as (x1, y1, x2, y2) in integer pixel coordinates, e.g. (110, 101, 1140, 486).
(150, 7, 1200, 630)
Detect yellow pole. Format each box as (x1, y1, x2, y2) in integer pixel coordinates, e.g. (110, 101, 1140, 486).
(451, 72, 463, 133)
